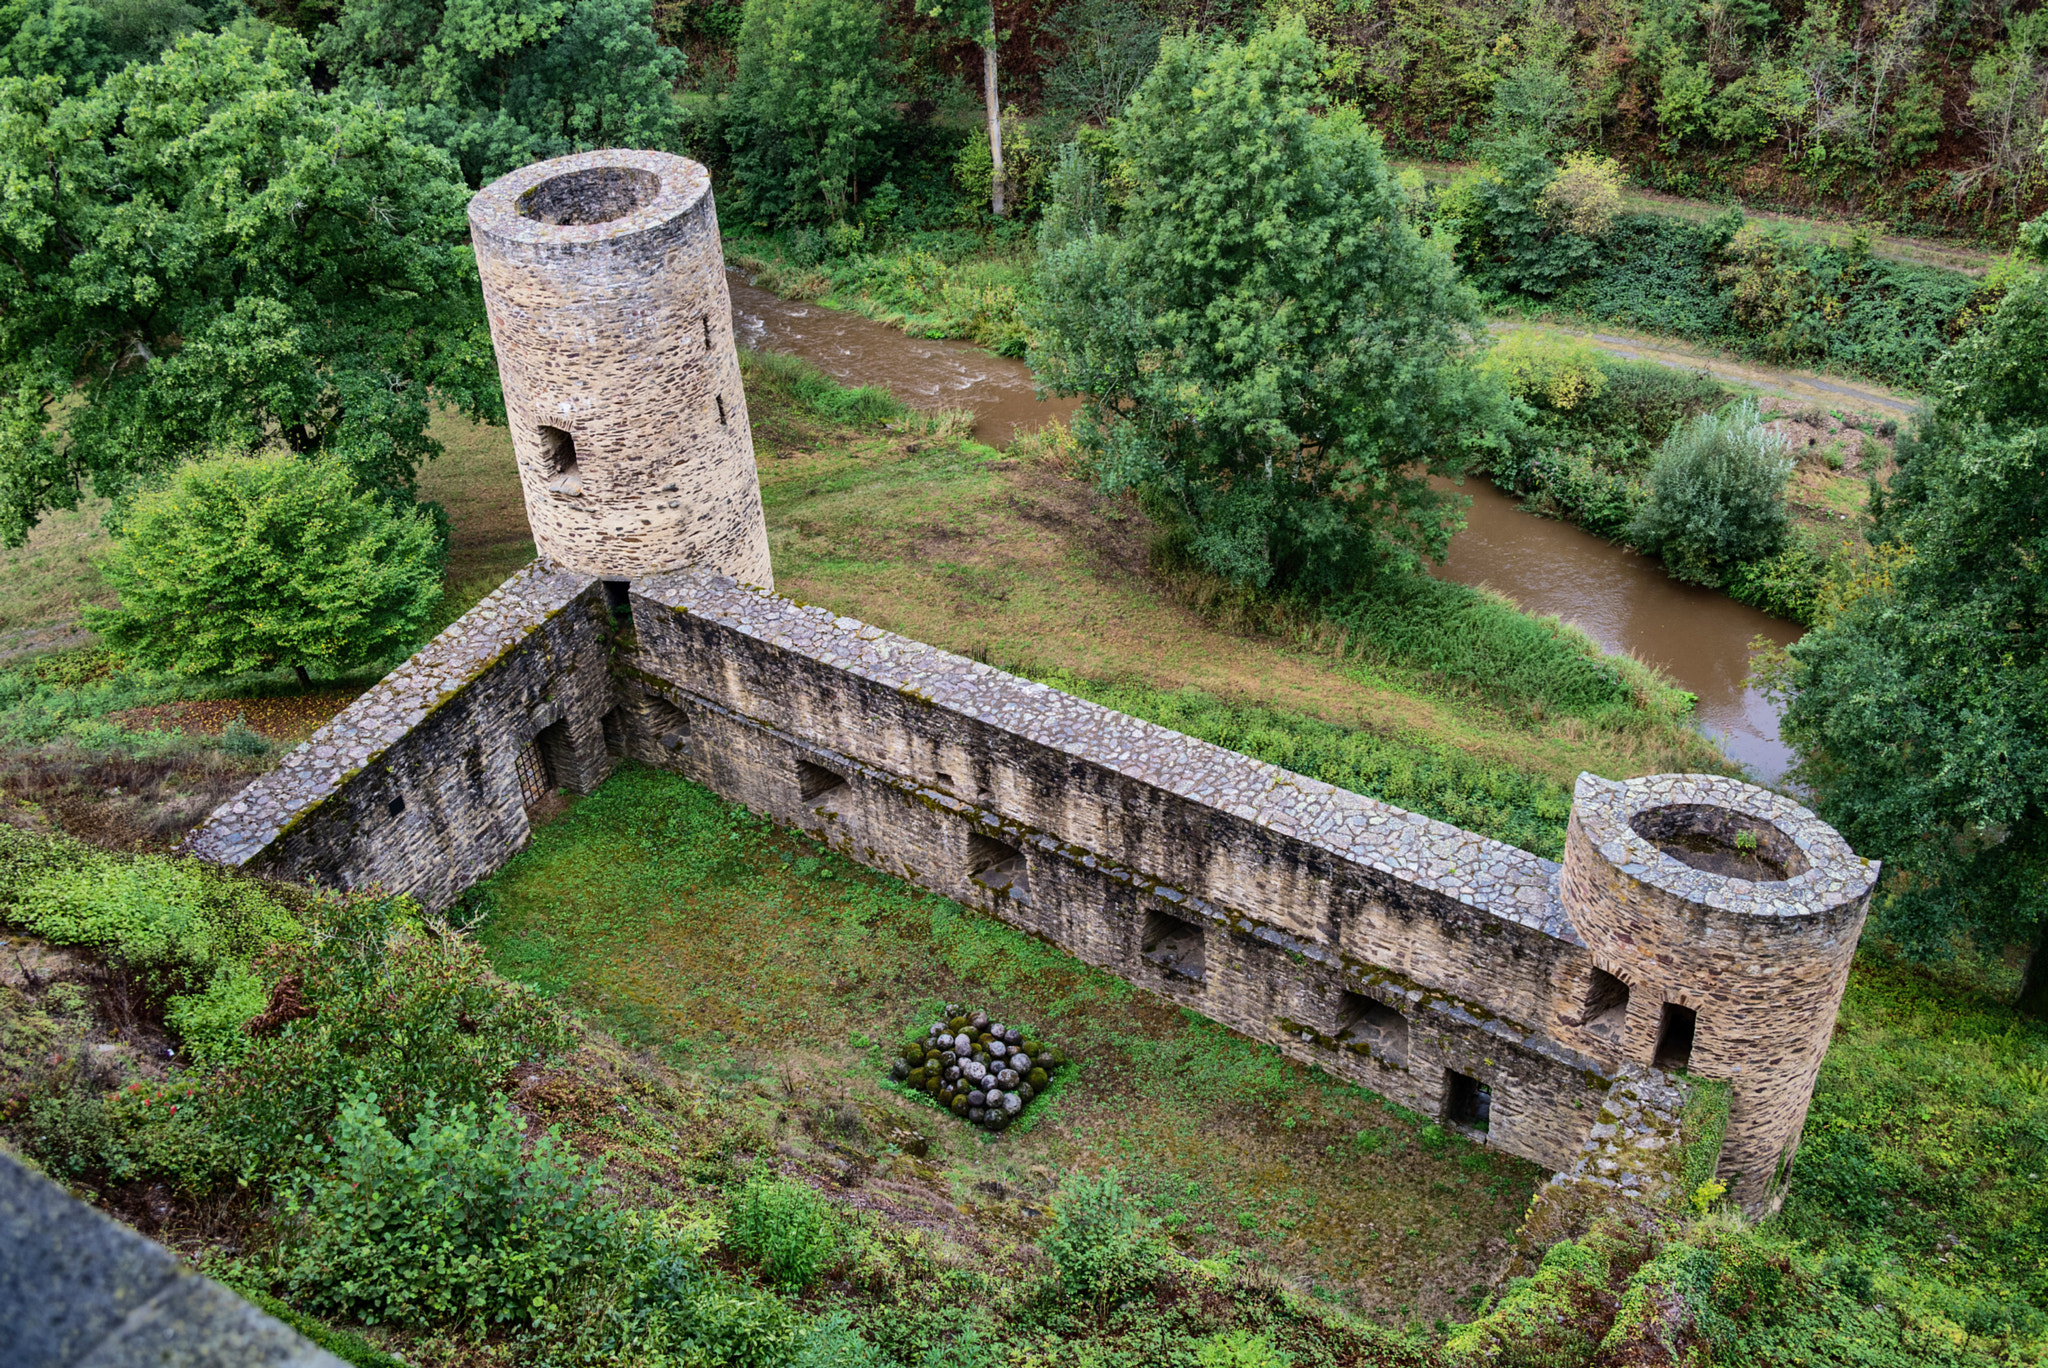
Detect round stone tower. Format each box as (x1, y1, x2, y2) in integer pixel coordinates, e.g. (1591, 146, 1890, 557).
(1561, 773, 1879, 1212)
(469, 150, 772, 588)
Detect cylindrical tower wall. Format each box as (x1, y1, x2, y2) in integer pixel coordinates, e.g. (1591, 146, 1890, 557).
(468, 151, 772, 587)
(1561, 774, 1877, 1212)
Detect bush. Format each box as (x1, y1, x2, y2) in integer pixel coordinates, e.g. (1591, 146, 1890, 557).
(85, 452, 444, 686)
(1041, 1169, 1164, 1311)
(214, 895, 574, 1176)
(1480, 332, 1608, 412)
(281, 1089, 616, 1328)
(725, 1170, 840, 1291)
(1628, 399, 1793, 586)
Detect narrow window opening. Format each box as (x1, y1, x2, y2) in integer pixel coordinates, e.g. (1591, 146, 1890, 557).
(386, 796, 405, 817)
(1445, 1070, 1492, 1130)
(643, 693, 691, 757)
(1334, 991, 1409, 1066)
(1581, 968, 1631, 1048)
(1140, 906, 1206, 984)
(539, 425, 581, 496)
(967, 831, 1028, 899)
(715, 394, 727, 426)
(703, 315, 713, 350)
(603, 579, 630, 614)
(1654, 1002, 1698, 1071)
(799, 758, 850, 805)
(600, 706, 626, 760)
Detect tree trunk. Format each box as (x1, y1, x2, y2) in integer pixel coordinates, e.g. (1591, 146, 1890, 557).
(2018, 921, 2048, 1018)
(293, 663, 311, 688)
(983, 42, 1005, 218)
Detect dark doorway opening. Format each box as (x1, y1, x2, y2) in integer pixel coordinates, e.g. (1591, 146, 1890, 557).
(539, 425, 580, 496)
(799, 759, 850, 804)
(1334, 991, 1410, 1065)
(1446, 1070, 1493, 1130)
(1582, 967, 1631, 1048)
(1654, 1002, 1698, 1071)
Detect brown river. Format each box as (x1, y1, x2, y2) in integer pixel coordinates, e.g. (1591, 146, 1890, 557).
(730, 275, 1803, 781)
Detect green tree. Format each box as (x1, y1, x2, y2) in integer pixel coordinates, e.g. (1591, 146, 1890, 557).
(315, 0, 685, 188)
(1776, 261, 2048, 1009)
(726, 0, 890, 224)
(0, 0, 115, 91)
(85, 453, 443, 684)
(912, 0, 1004, 214)
(0, 31, 499, 545)
(1032, 20, 1499, 596)
(1627, 398, 1793, 585)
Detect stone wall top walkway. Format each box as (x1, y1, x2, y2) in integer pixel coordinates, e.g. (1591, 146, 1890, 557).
(638, 570, 1580, 944)
(186, 563, 597, 868)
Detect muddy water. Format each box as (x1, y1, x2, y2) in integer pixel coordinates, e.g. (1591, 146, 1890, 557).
(730, 275, 1803, 780)
(1437, 480, 1802, 780)
(730, 275, 1079, 445)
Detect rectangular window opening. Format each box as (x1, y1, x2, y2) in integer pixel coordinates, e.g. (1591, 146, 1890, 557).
(1445, 1070, 1492, 1131)
(600, 706, 626, 760)
(1140, 906, 1206, 984)
(1654, 1002, 1698, 1072)
(1334, 991, 1409, 1065)
(716, 394, 727, 426)
(798, 758, 850, 805)
(967, 831, 1028, 900)
(386, 796, 405, 817)
(703, 315, 713, 350)
(514, 739, 550, 810)
(643, 693, 690, 758)
(1582, 968, 1631, 1048)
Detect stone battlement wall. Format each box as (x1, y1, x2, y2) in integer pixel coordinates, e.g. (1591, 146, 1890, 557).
(190, 562, 1878, 1207)
(187, 564, 616, 911)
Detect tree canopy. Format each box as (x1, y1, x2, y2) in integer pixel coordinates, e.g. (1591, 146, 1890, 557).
(85, 452, 444, 682)
(0, 30, 499, 547)
(1777, 263, 2048, 1006)
(316, 0, 685, 188)
(725, 0, 891, 225)
(1030, 20, 1500, 597)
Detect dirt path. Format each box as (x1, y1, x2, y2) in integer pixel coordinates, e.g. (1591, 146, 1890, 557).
(1488, 318, 1921, 414)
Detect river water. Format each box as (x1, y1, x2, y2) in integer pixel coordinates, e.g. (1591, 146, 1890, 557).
(729, 274, 1801, 780)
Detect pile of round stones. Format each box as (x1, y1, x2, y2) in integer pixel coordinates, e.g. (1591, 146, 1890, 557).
(890, 1004, 1068, 1131)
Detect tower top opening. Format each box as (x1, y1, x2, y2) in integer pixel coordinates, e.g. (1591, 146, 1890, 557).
(518, 166, 661, 226)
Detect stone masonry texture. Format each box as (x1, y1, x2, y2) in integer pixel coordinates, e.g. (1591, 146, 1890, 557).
(188, 152, 1879, 1213)
(469, 151, 773, 587)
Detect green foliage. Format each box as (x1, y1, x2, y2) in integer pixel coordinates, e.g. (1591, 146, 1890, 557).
(85, 453, 443, 682)
(0, 30, 499, 544)
(1445, 1234, 1618, 1365)
(1036, 673, 1576, 858)
(1627, 399, 1793, 586)
(1478, 332, 1608, 412)
(737, 349, 906, 427)
(1778, 271, 2048, 980)
(726, 0, 891, 225)
(1033, 19, 1501, 597)
(280, 1089, 617, 1327)
(1192, 1330, 1292, 1368)
(1039, 0, 1159, 124)
(1676, 1076, 1731, 1204)
(164, 962, 269, 1067)
(10, 848, 300, 1000)
(1041, 1168, 1165, 1310)
(213, 894, 575, 1176)
(725, 1169, 840, 1291)
(314, 0, 684, 188)
(0, 0, 117, 92)
(1446, 151, 1606, 296)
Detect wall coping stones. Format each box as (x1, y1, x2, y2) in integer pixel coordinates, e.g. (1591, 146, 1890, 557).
(635, 569, 1581, 943)
(468, 149, 710, 249)
(1570, 773, 1879, 918)
(186, 561, 597, 868)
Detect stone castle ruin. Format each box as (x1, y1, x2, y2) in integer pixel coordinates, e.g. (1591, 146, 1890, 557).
(189, 151, 1878, 1215)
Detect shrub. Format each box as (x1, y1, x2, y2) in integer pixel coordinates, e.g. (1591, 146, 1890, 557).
(725, 1170, 840, 1291)
(215, 895, 574, 1176)
(1538, 151, 1625, 238)
(1042, 1169, 1164, 1311)
(1628, 399, 1793, 586)
(1480, 332, 1608, 412)
(281, 1090, 616, 1328)
(85, 452, 444, 686)
(622, 1253, 806, 1367)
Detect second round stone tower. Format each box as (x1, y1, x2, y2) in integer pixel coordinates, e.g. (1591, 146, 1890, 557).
(469, 150, 772, 588)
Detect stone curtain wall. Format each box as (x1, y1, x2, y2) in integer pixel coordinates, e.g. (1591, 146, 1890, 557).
(469, 152, 774, 588)
(187, 565, 617, 912)
(189, 556, 1873, 1201)
(620, 571, 1631, 1174)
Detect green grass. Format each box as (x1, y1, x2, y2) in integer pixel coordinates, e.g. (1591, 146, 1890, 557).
(471, 763, 1542, 1320)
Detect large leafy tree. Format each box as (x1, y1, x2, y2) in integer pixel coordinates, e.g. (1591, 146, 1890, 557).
(1031, 20, 1501, 596)
(725, 0, 890, 224)
(315, 0, 685, 188)
(85, 452, 444, 684)
(1777, 260, 2048, 1010)
(0, 30, 499, 547)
